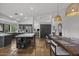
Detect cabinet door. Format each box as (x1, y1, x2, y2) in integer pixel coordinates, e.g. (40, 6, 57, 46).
(0, 36, 4, 47)
(4, 36, 12, 47)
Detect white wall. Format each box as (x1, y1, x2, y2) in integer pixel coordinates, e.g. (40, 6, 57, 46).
(19, 16, 51, 30)
(18, 17, 33, 24)
(62, 16, 79, 39)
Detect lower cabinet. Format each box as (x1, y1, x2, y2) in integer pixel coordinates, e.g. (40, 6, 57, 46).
(16, 37, 30, 49)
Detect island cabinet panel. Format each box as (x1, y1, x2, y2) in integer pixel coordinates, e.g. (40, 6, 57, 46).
(0, 34, 13, 48)
(15, 33, 35, 49)
(4, 36, 12, 47)
(0, 36, 4, 48)
(16, 37, 30, 49)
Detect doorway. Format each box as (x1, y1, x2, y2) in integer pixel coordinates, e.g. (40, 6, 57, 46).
(40, 24, 51, 38)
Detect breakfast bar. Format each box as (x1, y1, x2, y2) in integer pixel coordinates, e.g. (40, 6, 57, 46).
(50, 35, 79, 56)
(15, 33, 35, 49)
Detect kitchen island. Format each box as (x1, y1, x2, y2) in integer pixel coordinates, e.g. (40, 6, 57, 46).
(0, 33, 13, 48)
(15, 33, 35, 49)
(7, 32, 24, 38)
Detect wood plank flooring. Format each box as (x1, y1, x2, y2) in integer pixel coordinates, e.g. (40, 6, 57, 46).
(0, 38, 50, 56)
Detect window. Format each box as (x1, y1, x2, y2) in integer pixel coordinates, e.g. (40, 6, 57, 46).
(0, 24, 4, 32)
(10, 24, 17, 32)
(4, 24, 10, 33)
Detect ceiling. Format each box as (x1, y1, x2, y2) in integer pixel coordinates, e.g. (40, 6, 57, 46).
(0, 3, 70, 22)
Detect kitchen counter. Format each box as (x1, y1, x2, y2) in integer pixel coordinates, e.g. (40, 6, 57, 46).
(7, 32, 25, 38)
(16, 33, 35, 38)
(7, 32, 24, 34)
(15, 33, 36, 49)
(0, 33, 12, 36)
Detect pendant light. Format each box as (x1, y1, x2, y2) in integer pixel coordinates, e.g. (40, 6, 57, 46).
(66, 3, 79, 16)
(54, 3, 62, 24)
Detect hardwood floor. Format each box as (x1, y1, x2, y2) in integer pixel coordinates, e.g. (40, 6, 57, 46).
(0, 38, 50, 56)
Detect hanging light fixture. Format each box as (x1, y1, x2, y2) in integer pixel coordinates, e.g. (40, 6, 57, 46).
(66, 3, 79, 16)
(54, 3, 62, 24)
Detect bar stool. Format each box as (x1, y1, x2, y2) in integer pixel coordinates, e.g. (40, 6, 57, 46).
(45, 35, 51, 48)
(50, 40, 70, 56)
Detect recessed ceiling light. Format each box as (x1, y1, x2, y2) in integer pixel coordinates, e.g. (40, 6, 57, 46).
(30, 7, 34, 10)
(20, 13, 23, 16)
(9, 16, 13, 18)
(24, 17, 27, 19)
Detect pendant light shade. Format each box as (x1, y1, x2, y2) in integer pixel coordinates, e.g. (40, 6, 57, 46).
(66, 3, 79, 16)
(55, 15, 62, 21)
(54, 15, 62, 24)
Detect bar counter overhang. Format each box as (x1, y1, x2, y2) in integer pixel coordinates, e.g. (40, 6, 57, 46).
(50, 35, 79, 56)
